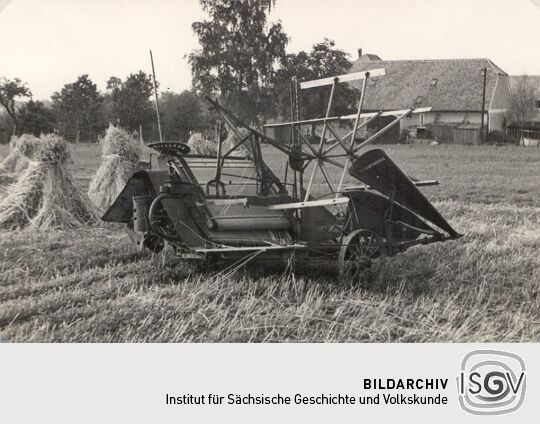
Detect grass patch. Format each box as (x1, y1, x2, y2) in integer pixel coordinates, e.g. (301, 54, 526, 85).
(0, 142, 539, 342)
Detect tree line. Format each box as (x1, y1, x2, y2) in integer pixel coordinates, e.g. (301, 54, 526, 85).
(0, 72, 209, 144)
(1, 0, 359, 144)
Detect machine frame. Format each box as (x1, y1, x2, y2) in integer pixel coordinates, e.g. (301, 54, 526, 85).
(103, 69, 462, 283)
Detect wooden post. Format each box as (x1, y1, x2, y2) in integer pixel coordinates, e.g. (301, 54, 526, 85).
(480, 67, 487, 143)
(149, 49, 163, 143)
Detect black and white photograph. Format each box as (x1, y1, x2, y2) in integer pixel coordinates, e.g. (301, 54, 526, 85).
(2, 1, 540, 422)
(0, 0, 539, 344)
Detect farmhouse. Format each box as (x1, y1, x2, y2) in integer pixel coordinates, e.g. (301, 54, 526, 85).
(351, 51, 512, 143)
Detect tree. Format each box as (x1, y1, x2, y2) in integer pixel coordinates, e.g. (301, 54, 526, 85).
(160, 91, 207, 142)
(189, 0, 288, 121)
(0, 77, 32, 135)
(0, 112, 14, 144)
(510, 75, 539, 129)
(106, 76, 122, 92)
(108, 72, 155, 135)
(272, 39, 358, 120)
(51, 75, 104, 142)
(17, 100, 55, 136)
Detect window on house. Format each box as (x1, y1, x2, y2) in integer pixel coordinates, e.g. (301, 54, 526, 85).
(430, 78, 438, 88)
(416, 96, 423, 105)
(369, 79, 377, 87)
(535, 100, 540, 109)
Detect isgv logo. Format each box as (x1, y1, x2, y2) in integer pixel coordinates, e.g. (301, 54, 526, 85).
(457, 350, 526, 415)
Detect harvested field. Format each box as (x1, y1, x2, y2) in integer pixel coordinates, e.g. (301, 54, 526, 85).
(0, 143, 539, 342)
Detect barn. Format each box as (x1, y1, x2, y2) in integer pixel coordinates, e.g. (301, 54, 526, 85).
(350, 52, 512, 144)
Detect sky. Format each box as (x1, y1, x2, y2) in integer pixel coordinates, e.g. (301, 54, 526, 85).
(0, 0, 539, 100)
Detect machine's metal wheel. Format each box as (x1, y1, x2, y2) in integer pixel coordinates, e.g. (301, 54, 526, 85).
(338, 229, 385, 285)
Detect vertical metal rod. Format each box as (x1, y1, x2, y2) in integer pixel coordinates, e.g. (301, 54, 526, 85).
(289, 79, 295, 142)
(289, 78, 296, 199)
(150, 49, 163, 143)
(337, 72, 369, 195)
(215, 121, 223, 180)
(294, 76, 301, 123)
(293, 76, 301, 200)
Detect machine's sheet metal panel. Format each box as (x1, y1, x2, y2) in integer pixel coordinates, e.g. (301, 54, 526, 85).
(349, 149, 459, 238)
(101, 170, 169, 223)
(160, 196, 207, 249)
(345, 190, 439, 242)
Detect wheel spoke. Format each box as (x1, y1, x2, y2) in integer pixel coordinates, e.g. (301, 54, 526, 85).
(339, 229, 384, 285)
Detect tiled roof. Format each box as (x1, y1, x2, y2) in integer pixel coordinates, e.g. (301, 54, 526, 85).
(357, 54, 382, 62)
(351, 58, 507, 112)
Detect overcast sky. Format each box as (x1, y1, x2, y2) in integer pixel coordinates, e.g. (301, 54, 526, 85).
(1, 0, 539, 100)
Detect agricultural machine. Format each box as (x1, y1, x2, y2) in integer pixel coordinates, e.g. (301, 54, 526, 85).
(103, 69, 462, 283)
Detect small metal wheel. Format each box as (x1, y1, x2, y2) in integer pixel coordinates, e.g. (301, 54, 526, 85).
(338, 229, 385, 285)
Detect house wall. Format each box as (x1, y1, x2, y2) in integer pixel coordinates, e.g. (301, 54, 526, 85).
(488, 110, 505, 132)
(485, 74, 512, 132)
(490, 75, 512, 110)
(399, 111, 514, 133)
(399, 111, 486, 131)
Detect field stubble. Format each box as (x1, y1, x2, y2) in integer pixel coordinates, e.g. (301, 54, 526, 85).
(0, 143, 539, 342)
